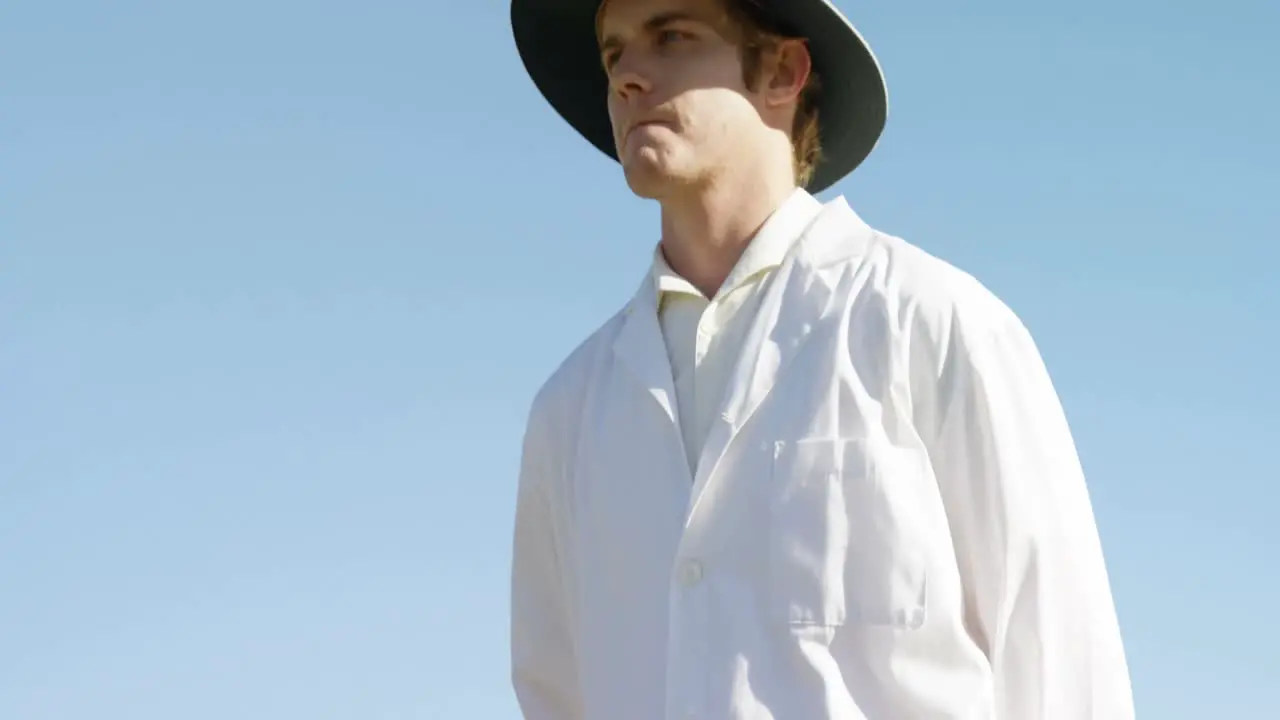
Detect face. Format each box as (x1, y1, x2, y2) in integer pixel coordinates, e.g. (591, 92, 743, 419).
(597, 0, 803, 198)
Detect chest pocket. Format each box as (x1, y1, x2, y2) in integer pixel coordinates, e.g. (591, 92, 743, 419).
(768, 436, 928, 629)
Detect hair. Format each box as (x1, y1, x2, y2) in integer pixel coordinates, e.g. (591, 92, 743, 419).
(595, 0, 824, 187)
(720, 0, 823, 187)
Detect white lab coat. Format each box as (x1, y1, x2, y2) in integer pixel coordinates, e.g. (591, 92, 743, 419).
(511, 197, 1134, 719)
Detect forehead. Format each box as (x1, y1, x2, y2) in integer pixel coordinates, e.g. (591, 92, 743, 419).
(596, 0, 726, 41)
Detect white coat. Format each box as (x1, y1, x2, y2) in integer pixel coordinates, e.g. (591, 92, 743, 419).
(510, 196, 1134, 719)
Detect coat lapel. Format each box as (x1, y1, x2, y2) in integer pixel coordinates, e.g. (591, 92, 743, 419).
(612, 276, 682, 430)
(688, 198, 874, 506)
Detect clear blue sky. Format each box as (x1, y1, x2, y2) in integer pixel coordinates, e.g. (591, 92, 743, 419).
(3, 0, 1277, 717)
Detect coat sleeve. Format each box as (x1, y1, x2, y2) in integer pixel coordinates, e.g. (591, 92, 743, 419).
(916, 294, 1134, 719)
(510, 393, 583, 720)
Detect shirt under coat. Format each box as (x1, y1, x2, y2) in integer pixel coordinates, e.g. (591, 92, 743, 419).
(654, 188, 825, 475)
(510, 191, 1135, 720)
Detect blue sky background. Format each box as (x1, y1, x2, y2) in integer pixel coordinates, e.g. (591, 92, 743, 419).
(2, 0, 1277, 717)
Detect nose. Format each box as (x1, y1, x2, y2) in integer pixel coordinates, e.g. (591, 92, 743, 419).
(608, 54, 652, 103)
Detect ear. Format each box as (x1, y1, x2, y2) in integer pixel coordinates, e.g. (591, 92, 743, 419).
(763, 39, 812, 108)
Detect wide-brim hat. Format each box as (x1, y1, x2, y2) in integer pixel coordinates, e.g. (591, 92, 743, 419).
(510, 0, 888, 193)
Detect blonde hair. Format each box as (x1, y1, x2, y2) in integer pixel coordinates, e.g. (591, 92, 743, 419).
(722, 0, 823, 187)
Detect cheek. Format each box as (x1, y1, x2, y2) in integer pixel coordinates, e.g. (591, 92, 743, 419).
(689, 94, 750, 144)
(606, 98, 626, 140)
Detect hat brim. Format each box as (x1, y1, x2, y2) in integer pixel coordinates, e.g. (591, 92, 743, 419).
(511, 0, 888, 193)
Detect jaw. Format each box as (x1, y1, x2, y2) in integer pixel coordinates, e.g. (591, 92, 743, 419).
(621, 159, 674, 200)
(619, 140, 691, 199)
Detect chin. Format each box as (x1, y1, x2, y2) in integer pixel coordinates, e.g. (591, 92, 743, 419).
(622, 169, 666, 199)
(620, 153, 692, 200)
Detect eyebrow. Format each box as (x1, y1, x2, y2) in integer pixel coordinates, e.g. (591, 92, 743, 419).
(599, 11, 699, 58)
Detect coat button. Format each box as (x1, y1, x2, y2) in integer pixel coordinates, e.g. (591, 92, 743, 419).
(678, 559, 704, 586)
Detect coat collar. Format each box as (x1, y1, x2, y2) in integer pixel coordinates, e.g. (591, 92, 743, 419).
(648, 187, 824, 307)
(612, 195, 875, 494)
(612, 273, 678, 427)
(688, 196, 872, 501)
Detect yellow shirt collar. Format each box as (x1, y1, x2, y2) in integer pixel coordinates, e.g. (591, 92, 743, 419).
(650, 188, 824, 305)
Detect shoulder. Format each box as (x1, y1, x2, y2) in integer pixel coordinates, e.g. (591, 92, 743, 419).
(862, 228, 1021, 335)
(829, 223, 1051, 409)
(805, 200, 1019, 338)
(839, 226, 1034, 367)
(832, 225, 1058, 447)
(524, 302, 630, 442)
(518, 303, 629, 493)
(852, 227, 1062, 424)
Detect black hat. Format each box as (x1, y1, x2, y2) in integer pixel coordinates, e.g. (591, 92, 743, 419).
(510, 0, 888, 192)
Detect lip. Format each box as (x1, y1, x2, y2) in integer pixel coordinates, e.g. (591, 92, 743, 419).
(625, 117, 672, 140)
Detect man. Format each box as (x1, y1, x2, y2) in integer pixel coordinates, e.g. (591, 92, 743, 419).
(508, 0, 1134, 718)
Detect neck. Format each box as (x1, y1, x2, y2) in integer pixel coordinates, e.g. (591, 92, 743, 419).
(658, 164, 797, 299)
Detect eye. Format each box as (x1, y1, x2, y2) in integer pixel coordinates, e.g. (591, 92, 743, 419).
(656, 28, 687, 45)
